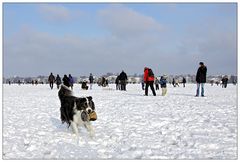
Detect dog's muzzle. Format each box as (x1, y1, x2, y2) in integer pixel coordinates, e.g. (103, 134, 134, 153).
(87, 109, 92, 114)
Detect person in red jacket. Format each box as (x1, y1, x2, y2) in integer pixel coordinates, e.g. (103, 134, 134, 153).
(144, 67, 156, 96)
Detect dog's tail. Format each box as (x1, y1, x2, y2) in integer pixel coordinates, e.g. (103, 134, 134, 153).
(58, 84, 73, 100)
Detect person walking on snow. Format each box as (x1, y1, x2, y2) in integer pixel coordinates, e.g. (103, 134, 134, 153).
(141, 77, 145, 90)
(62, 74, 70, 88)
(115, 75, 120, 90)
(222, 76, 228, 88)
(89, 73, 94, 90)
(68, 74, 74, 90)
(48, 72, 55, 90)
(182, 77, 186, 87)
(144, 67, 156, 96)
(159, 75, 167, 96)
(155, 77, 160, 90)
(55, 74, 62, 89)
(101, 77, 106, 87)
(195, 62, 207, 97)
(119, 70, 128, 91)
(172, 78, 176, 87)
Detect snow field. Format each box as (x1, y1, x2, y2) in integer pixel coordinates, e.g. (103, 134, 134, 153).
(3, 83, 237, 159)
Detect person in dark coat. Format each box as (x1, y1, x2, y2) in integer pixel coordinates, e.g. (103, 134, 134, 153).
(55, 74, 62, 89)
(68, 74, 74, 90)
(115, 75, 120, 90)
(82, 80, 89, 90)
(182, 77, 186, 87)
(89, 73, 94, 90)
(62, 74, 70, 87)
(48, 72, 55, 89)
(144, 67, 156, 96)
(141, 77, 145, 90)
(224, 77, 228, 88)
(155, 77, 159, 90)
(101, 77, 106, 87)
(172, 78, 176, 87)
(195, 62, 207, 97)
(221, 78, 224, 88)
(210, 80, 214, 86)
(119, 70, 128, 91)
(222, 76, 228, 88)
(106, 79, 109, 86)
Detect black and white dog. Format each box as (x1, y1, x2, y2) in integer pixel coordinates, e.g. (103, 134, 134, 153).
(58, 85, 95, 136)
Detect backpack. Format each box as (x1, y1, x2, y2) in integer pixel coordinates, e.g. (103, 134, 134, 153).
(148, 69, 154, 77)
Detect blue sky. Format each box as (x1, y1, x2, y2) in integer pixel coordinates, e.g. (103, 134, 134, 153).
(3, 3, 237, 77)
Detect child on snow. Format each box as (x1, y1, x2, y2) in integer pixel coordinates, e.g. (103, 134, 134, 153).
(159, 75, 167, 96)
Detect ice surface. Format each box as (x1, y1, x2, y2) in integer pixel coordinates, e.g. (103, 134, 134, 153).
(3, 83, 237, 159)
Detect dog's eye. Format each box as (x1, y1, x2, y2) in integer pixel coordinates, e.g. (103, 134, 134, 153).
(84, 102, 87, 107)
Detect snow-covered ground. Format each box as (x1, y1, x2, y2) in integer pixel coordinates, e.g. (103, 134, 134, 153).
(3, 83, 237, 160)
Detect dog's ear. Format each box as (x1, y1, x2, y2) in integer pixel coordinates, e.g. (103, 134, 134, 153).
(87, 96, 92, 101)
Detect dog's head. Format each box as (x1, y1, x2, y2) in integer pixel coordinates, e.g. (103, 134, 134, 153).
(76, 96, 96, 121)
(76, 96, 95, 114)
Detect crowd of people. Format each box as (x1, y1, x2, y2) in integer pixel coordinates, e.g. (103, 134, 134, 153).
(48, 73, 74, 90)
(140, 62, 208, 97)
(9, 60, 233, 97)
(32, 61, 234, 97)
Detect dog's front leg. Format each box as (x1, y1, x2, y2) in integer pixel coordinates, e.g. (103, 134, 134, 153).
(71, 122, 83, 145)
(71, 121, 79, 136)
(84, 123, 95, 137)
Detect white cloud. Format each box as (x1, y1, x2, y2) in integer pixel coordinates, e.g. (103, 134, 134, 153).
(38, 4, 72, 22)
(98, 5, 163, 37)
(3, 25, 166, 77)
(3, 5, 237, 77)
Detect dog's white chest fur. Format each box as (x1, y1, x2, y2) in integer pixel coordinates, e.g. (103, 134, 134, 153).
(73, 110, 84, 125)
(71, 108, 94, 137)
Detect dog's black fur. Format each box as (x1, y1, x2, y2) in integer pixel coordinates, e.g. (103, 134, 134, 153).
(58, 85, 95, 127)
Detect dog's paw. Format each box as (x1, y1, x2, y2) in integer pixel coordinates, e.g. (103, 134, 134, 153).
(89, 131, 95, 139)
(77, 137, 86, 146)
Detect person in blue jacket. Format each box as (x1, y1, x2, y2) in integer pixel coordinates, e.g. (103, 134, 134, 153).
(159, 75, 167, 96)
